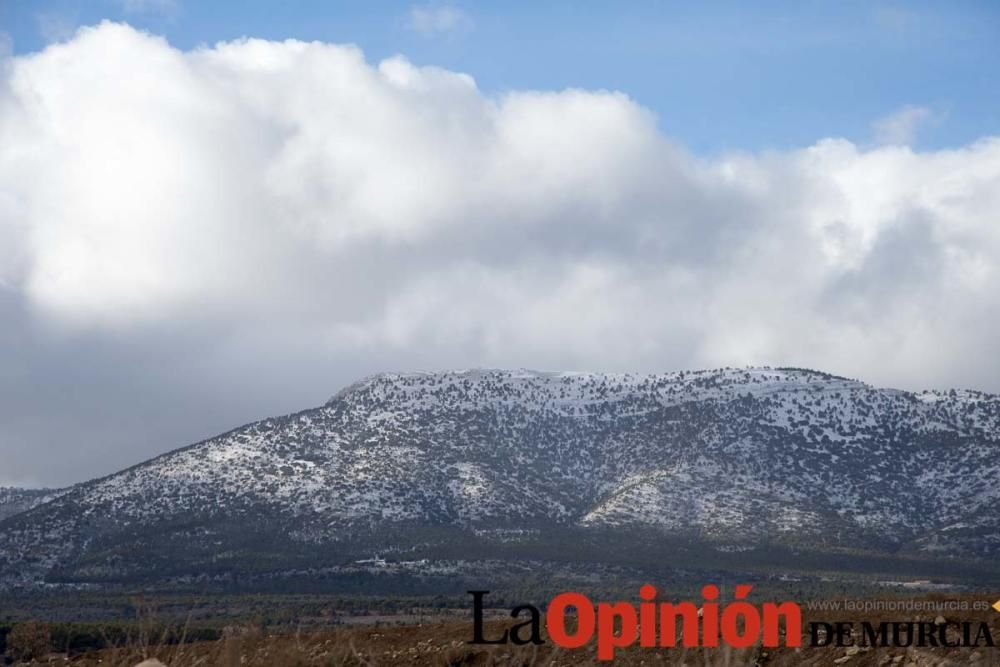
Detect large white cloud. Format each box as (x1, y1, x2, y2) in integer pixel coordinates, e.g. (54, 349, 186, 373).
(1, 22, 998, 485)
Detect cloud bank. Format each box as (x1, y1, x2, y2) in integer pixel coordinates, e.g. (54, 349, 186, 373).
(1, 22, 998, 485)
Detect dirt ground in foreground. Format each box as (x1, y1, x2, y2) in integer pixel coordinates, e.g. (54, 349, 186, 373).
(19, 594, 1000, 666)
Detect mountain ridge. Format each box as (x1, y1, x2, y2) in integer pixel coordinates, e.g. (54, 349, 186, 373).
(0, 487, 67, 522)
(2, 366, 998, 590)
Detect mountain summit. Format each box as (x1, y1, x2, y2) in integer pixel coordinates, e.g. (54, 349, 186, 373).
(2, 367, 998, 589)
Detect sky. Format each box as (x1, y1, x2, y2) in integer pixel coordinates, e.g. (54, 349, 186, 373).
(0, 1, 999, 487)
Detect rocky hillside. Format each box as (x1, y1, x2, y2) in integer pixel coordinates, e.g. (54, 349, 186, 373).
(0, 487, 65, 522)
(1, 368, 998, 589)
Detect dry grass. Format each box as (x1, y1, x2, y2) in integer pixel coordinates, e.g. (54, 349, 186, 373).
(11, 593, 1000, 666)
(17, 620, 760, 666)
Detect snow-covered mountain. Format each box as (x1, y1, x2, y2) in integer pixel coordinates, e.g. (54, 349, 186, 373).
(2, 367, 998, 588)
(0, 487, 65, 522)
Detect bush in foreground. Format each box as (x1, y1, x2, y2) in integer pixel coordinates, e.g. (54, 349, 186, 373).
(7, 620, 51, 662)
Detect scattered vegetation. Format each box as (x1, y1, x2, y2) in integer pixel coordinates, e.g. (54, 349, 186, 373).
(5, 620, 50, 663)
(2, 592, 998, 665)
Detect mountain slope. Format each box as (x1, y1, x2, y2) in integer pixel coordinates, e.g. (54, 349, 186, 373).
(0, 487, 66, 522)
(1, 367, 998, 589)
